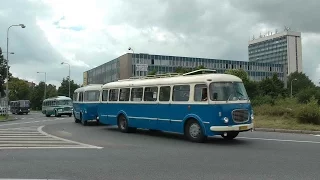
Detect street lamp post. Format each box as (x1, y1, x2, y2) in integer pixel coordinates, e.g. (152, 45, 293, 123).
(290, 78, 297, 98)
(61, 62, 71, 97)
(128, 47, 137, 77)
(5, 24, 26, 119)
(37, 72, 47, 99)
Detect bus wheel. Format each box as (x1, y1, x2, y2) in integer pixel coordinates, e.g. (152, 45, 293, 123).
(118, 115, 129, 133)
(221, 132, 239, 140)
(185, 119, 206, 143)
(80, 114, 87, 126)
(117, 115, 136, 133)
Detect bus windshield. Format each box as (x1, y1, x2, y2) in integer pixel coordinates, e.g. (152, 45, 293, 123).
(209, 82, 248, 101)
(58, 100, 73, 106)
(19, 100, 30, 107)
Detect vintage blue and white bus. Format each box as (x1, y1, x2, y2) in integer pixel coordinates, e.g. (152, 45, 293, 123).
(98, 70, 253, 142)
(73, 84, 103, 125)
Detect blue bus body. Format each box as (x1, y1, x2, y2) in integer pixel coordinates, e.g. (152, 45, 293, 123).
(98, 71, 253, 142)
(73, 84, 103, 125)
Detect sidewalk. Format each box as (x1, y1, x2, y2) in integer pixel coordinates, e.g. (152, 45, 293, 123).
(254, 127, 320, 135)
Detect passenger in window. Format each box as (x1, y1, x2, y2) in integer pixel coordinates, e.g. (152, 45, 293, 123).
(202, 88, 207, 101)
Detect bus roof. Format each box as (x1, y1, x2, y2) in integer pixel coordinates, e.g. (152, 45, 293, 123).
(102, 73, 242, 89)
(43, 96, 72, 101)
(74, 84, 103, 93)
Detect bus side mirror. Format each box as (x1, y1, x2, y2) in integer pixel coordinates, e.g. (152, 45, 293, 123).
(213, 93, 218, 100)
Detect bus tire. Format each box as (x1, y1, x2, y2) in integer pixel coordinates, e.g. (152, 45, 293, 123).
(117, 115, 136, 133)
(80, 113, 87, 126)
(221, 132, 239, 140)
(185, 119, 206, 143)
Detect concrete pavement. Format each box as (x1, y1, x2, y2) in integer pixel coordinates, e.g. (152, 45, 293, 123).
(0, 112, 319, 180)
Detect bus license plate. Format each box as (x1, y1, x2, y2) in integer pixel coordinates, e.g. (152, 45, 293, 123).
(239, 126, 248, 130)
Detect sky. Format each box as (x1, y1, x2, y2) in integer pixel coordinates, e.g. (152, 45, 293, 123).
(0, 0, 319, 87)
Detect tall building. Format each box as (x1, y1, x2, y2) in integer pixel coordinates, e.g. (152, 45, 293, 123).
(83, 53, 284, 86)
(248, 30, 302, 76)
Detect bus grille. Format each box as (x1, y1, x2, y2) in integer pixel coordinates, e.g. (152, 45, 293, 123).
(64, 107, 71, 111)
(232, 109, 249, 123)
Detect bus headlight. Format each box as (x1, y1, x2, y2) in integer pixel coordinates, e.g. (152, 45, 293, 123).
(251, 111, 254, 120)
(223, 117, 229, 123)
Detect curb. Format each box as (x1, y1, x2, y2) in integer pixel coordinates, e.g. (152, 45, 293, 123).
(254, 128, 320, 135)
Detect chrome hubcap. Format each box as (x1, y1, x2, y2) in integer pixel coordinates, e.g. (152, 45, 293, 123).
(189, 123, 201, 138)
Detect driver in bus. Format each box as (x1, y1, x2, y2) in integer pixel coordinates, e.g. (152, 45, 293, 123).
(202, 88, 208, 101)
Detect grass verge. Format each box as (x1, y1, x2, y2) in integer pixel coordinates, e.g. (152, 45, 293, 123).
(0, 115, 7, 121)
(254, 115, 320, 131)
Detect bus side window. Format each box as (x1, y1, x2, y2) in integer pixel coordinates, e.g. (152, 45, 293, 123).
(173, 85, 190, 101)
(109, 89, 119, 101)
(119, 88, 130, 101)
(194, 84, 208, 101)
(159, 86, 171, 101)
(131, 88, 143, 101)
(79, 92, 84, 102)
(102, 90, 108, 101)
(144, 87, 158, 101)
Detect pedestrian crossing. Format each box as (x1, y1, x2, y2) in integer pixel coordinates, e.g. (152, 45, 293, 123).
(0, 126, 102, 149)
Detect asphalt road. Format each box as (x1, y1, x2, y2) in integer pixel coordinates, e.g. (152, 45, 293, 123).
(0, 112, 320, 180)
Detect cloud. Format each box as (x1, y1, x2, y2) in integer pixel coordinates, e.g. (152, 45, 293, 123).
(0, 0, 319, 89)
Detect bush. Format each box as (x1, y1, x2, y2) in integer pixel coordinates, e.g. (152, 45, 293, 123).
(297, 97, 320, 125)
(251, 95, 274, 106)
(253, 97, 299, 118)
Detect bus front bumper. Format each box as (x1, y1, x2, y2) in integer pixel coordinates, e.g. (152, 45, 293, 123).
(210, 123, 254, 132)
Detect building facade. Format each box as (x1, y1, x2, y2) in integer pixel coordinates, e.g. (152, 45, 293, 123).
(248, 30, 302, 76)
(83, 53, 284, 85)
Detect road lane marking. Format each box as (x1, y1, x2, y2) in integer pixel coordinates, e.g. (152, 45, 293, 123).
(38, 126, 103, 149)
(0, 119, 68, 127)
(314, 135, 320, 137)
(238, 136, 320, 144)
(0, 126, 103, 149)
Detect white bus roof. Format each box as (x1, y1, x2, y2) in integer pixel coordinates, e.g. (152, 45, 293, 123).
(102, 73, 242, 89)
(43, 96, 72, 101)
(74, 84, 103, 93)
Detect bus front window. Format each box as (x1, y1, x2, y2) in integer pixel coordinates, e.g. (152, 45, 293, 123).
(209, 82, 248, 101)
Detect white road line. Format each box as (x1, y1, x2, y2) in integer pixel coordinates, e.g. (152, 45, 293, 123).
(238, 136, 320, 144)
(0, 119, 67, 127)
(314, 135, 320, 137)
(38, 126, 103, 149)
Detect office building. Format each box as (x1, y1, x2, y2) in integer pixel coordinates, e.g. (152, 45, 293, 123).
(83, 53, 284, 86)
(248, 30, 302, 76)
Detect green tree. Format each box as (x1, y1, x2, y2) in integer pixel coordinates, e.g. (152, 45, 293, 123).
(225, 69, 250, 84)
(0, 47, 12, 97)
(259, 74, 285, 98)
(195, 65, 206, 70)
(148, 69, 157, 75)
(57, 77, 80, 99)
(47, 84, 58, 98)
(287, 72, 315, 97)
(29, 82, 57, 110)
(175, 67, 191, 73)
(8, 77, 30, 101)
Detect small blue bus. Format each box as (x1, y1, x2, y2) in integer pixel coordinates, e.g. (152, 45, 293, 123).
(73, 84, 103, 125)
(98, 70, 253, 142)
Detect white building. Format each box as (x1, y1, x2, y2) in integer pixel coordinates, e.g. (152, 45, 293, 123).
(248, 30, 302, 77)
